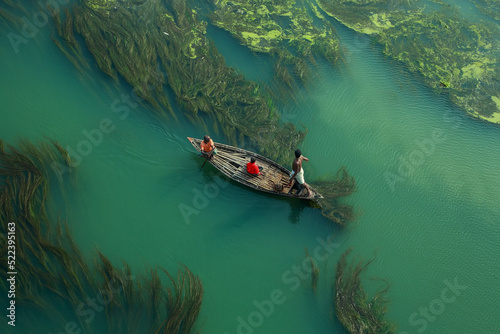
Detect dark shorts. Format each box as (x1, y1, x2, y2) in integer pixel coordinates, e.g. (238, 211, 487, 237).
(291, 180, 304, 192)
(202, 148, 217, 156)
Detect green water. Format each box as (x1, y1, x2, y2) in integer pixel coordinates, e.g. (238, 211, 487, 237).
(1, 1, 499, 333)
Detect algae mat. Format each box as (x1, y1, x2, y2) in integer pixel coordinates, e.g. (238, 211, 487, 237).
(316, 0, 500, 123)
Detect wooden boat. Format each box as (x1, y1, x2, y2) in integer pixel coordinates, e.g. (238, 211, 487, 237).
(187, 137, 323, 200)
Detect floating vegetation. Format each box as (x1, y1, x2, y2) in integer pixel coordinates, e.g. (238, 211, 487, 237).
(317, 0, 500, 123)
(317, 0, 414, 34)
(0, 0, 27, 27)
(305, 247, 319, 295)
(312, 166, 356, 225)
(472, 0, 500, 21)
(50, 0, 305, 164)
(209, 0, 341, 95)
(334, 248, 395, 334)
(0, 139, 203, 333)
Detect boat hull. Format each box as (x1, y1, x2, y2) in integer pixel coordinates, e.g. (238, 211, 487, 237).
(187, 137, 323, 200)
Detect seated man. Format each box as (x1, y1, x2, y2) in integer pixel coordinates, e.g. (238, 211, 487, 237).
(246, 157, 263, 175)
(200, 135, 216, 159)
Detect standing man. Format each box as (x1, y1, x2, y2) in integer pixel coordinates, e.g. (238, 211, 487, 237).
(288, 149, 312, 197)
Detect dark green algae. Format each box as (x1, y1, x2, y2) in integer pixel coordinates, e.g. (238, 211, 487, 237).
(0, 139, 204, 333)
(208, 0, 342, 92)
(335, 248, 395, 334)
(200, 0, 500, 122)
(472, 0, 500, 22)
(316, 0, 500, 123)
(50, 0, 306, 165)
(0, 0, 26, 26)
(43, 0, 500, 157)
(311, 166, 357, 226)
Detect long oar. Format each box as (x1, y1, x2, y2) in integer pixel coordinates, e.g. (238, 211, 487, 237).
(200, 148, 215, 167)
(201, 156, 209, 167)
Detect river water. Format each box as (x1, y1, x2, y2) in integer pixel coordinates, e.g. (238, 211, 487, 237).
(1, 1, 499, 333)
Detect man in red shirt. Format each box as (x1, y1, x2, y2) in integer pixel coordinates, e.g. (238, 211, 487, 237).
(247, 157, 263, 175)
(200, 135, 216, 159)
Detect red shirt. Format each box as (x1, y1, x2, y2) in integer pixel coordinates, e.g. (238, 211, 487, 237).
(247, 162, 260, 175)
(200, 139, 214, 152)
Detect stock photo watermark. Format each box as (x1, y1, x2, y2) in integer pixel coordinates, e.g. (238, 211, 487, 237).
(345, 33, 370, 64)
(47, 268, 135, 334)
(178, 173, 230, 224)
(50, 93, 138, 182)
(224, 234, 340, 334)
(6, 221, 16, 327)
(384, 108, 463, 192)
(280, 109, 297, 123)
(7, 0, 70, 54)
(399, 277, 467, 334)
(384, 128, 447, 191)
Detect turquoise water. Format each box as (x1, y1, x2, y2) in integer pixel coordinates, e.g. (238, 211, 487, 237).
(1, 1, 500, 333)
